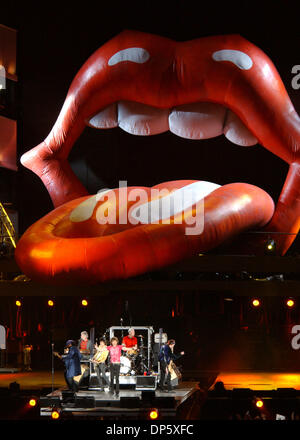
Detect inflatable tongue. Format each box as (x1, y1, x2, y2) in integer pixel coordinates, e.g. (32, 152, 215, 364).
(15, 31, 300, 285)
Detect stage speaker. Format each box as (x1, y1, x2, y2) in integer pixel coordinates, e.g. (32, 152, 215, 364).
(276, 388, 297, 396)
(120, 397, 140, 408)
(62, 390, 75, 402)
(75, 396, 95, 408)
(154, 397, 176, 408)
(136, 376, 156, 390)
(232, 388, 253, 397)
(40, 396, 60, 407)
(141, 390, 155, 401)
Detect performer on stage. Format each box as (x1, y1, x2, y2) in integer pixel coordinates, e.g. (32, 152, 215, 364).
(59, 340, 82, 392)
(158, 339, 184, 392)
(107, 337, 130, 397)
(77, 330, 93, 359)
(122, 328, 138, 351)
(91, 338, 109, 391)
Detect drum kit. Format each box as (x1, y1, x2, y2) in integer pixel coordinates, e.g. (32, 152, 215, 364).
(120, 335, 148, 376)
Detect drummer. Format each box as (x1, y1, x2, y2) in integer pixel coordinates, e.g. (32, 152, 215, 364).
(122, 328, 138, 352)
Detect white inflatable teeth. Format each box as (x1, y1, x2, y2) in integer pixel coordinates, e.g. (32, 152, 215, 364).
(117, 101, 169, 135)
(169, 102, 226, 140)
(87, 103, 118, 129)
(223, 110, 258, 146)
(87, 101, 258, 147)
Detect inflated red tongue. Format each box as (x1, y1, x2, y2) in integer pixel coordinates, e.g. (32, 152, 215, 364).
(15, 180, 274, 285)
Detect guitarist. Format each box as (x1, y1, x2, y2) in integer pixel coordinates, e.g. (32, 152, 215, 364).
(91, 338, 109, 391)
(54, 340, 82, 392)
(158, 339, 184, 392)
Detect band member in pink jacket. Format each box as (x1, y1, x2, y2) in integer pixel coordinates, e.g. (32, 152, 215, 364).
(107, 336, 129, 397)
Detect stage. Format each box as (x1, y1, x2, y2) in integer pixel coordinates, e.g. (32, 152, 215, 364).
(38, 381, 199, 419)
(1, 370, 300, 391)
(1, 370, 300, 419)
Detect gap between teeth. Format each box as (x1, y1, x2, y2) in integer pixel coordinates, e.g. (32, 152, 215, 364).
(87, 101, 258, 147)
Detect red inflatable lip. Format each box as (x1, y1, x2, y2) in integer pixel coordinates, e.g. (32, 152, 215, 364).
(15, 31, 300, 284)
(15, 181, 274, 284)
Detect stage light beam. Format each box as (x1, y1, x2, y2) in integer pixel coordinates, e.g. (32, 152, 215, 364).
(256, 399, 264, 408)
(51, 409, 60, 419)
(252, 299, 260, 307)
(265, 238, 276, 254)
(29, 398, 36, 407)
(286, 299, 295, 308)
(48, 299, 54, 307)
(15, 300, 21, 307)
(149, 409, 159, 420)
(81, 299, 88, 307)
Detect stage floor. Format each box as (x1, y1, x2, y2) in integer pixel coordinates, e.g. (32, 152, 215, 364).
(1, 370, 300, 391)
(0, 370, 66, 390)
(211, 371, 300, 391)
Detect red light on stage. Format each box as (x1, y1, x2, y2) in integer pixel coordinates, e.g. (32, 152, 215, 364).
(29, 398, 36, 407)
(51, 409, 60, 419)
(81, 299, 88, 307)
(252, 299, 260, 307)
(256, 399, 264, 408)
(286, 299, 295, 308)
(149, 409, 159, 420)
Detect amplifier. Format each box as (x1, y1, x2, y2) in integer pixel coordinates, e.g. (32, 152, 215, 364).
(135, 375, 156, 390)
(154, 333, 167, 343)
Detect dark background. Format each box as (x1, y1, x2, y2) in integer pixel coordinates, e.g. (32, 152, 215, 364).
(1, 292, 300, 372)
(1, 1, 300, 372)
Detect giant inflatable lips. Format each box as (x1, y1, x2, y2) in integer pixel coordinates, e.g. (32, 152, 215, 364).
(15, 30, 300, 284)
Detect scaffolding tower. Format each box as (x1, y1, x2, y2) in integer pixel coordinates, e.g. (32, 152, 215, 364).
(0, 202, 16, 257)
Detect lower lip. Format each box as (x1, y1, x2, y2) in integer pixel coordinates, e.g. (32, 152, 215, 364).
(14, 180, 274, 284)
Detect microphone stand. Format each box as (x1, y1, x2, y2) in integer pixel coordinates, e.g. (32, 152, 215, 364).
(51, 342, 54, 394)
(120, 318, 124, 339)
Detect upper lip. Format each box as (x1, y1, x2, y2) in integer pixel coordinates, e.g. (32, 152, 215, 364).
(20, 29, 300, 255)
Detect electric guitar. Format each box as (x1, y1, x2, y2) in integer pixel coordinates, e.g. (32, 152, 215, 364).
(91, 349, 109, 364)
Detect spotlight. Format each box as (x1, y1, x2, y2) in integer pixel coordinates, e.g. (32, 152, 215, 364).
(286, 299, 295, 308)
(149, 409, 159, 420)
(15, 300, 22, 307)
(51, 409, 60, 419)
(255, 399, 264, 408)
(252, 299, 260, 307)
(81, 299, 88, 307)
(29, 398, 37, 407)
(48, 299, 54, 307)
(265, 238, 276, 253)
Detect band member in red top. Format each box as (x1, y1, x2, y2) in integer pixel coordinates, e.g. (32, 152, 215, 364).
(77, 331, 93, 360)
(122, 328, 138, 351)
